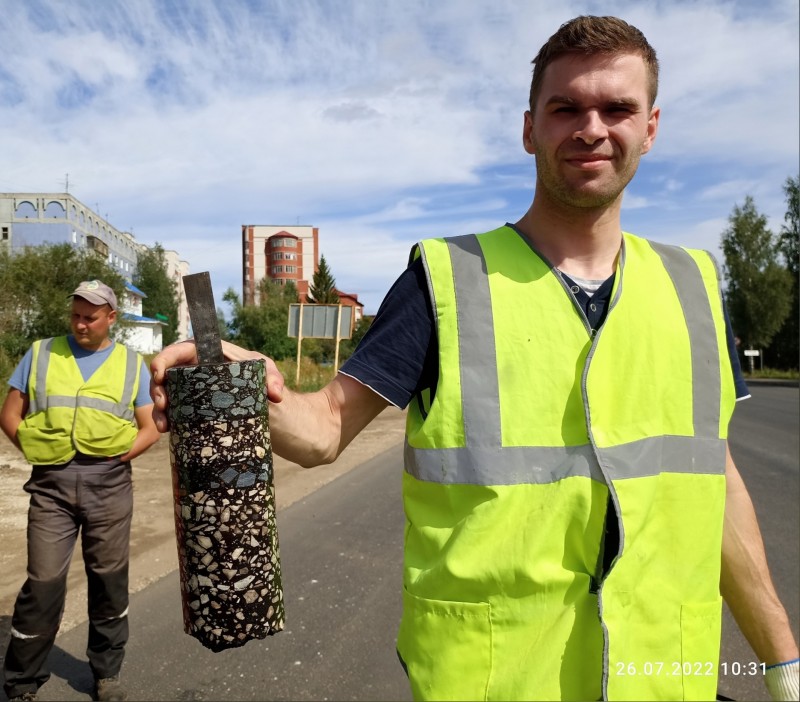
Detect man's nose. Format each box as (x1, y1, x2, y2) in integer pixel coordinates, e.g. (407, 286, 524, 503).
(573, 110, 607, 145)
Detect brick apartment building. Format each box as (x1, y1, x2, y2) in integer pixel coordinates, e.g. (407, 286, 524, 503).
(241, 224, 363, 328)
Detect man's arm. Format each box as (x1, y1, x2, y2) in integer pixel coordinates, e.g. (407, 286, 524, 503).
(269, 373, 390, 466)
(150, 340, 390, 467)
(119, 404, 160, 463)
(720, 444, 798, 665)
(0, 388, 29, 452)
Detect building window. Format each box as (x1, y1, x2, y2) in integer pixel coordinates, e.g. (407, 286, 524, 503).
(285, 265, 296, 273)
(45, 201, 66, 218)
(72, 230, 77, 243)
(1, 226, 8, 240)
(272, 266, 284, 275)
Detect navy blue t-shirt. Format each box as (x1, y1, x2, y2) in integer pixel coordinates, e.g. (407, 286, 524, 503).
(341, 252, 749, 407)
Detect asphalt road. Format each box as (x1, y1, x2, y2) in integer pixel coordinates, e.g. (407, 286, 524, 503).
(718, 384, 800, 701)
(34, 444, 411, 702)
(20, 385, 800, 701)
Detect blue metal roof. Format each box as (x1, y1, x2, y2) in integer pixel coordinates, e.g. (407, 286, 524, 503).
(122, 313, 166, 325)
(125, 281, 148, 298)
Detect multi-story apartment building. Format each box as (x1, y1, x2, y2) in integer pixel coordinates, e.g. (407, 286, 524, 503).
(242, 224, 319, 304)
(0, 192, 191, 348)
(0, 192, 139, 276)
(241, 224, 363, 328)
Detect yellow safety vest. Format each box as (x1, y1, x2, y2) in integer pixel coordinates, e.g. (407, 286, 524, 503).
(398, 226, 735, 701)
(17, 336, 141, 465)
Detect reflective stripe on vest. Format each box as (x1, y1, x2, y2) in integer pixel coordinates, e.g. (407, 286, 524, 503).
(400, 226, 734, 701)
(19, 337, 141, 465)
(29, 337, 137, 422)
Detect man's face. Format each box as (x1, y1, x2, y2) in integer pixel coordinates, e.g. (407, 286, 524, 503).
(524, 52, 659, 211)
(70, 297, 116, 350)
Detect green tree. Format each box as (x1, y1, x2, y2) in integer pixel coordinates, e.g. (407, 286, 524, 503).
(308, 254, 339, 304)
(224, 280, 297, 359)
(0, 244, 126, 381)
(216, 306, 231, 341)
(134, 243, 180, 345)
(767, 175, 799, 369)
(304, 255, 341, 363)
(339, 315, 372, 362)
(721, 196, 792, 357)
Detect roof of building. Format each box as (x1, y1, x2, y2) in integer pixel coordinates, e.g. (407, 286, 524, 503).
(122, 313, 166, 326)
(125, 281, 148, 298)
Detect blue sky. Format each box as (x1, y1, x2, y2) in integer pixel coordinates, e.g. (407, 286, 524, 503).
(1, 0, 797, 314)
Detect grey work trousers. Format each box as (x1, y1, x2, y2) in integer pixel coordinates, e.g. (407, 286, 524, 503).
(2, 456, 133, 699)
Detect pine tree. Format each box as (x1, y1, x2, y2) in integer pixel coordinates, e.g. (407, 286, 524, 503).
(308, 254, 339, 304)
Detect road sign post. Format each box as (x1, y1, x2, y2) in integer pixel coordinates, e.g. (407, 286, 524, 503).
(288, 303, 353, 384)
(744, 348, 760, 374)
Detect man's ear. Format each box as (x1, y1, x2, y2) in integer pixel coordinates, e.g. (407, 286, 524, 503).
(641, 106, 660, 155)
(108, 309, 117, 326)
(522, 110, 536, 155)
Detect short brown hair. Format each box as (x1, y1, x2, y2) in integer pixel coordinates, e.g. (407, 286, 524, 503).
(529, 16, 659, 113)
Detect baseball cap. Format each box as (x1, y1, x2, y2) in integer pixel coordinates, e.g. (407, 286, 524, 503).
(69, 280, 118, 310)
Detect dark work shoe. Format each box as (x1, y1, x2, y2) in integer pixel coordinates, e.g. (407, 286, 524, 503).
(95, 675, 128, 702)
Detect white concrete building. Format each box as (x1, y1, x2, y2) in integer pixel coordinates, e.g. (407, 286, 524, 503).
(163, 248, 191, 341)
(0, 192, 190, 341)
(120, 282, 166, 355)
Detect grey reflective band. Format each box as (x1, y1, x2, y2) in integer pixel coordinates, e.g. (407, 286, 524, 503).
(121, 347, 138, 408)
(406, 441, 601, 485)
(648, 242, 721, 439)
(30, 338, 55, 413)
(30, 338, 137, 422)
(36, 394, 134, 421)
(407, 434, 726, 485)
(447, 235, 502, 449)
(76, 396, 136, 421)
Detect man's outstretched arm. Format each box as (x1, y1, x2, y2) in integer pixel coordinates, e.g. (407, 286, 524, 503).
(720, 445, 799, 699)
(150, 340, 390, 467)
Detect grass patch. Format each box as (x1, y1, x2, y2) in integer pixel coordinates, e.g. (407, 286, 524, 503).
(743, 367, 799, 380)
(276, 357, 337, 392)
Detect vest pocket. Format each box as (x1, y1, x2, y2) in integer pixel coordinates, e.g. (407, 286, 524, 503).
(680, 598, 722, 701)
(397, 587, 492, 701)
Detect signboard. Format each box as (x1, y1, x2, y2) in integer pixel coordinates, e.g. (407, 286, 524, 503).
(287, 304, 353, 340)
(743, 349, 760, 357)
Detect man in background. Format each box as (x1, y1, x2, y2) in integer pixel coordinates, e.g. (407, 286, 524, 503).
(1, 280, 159, 702)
